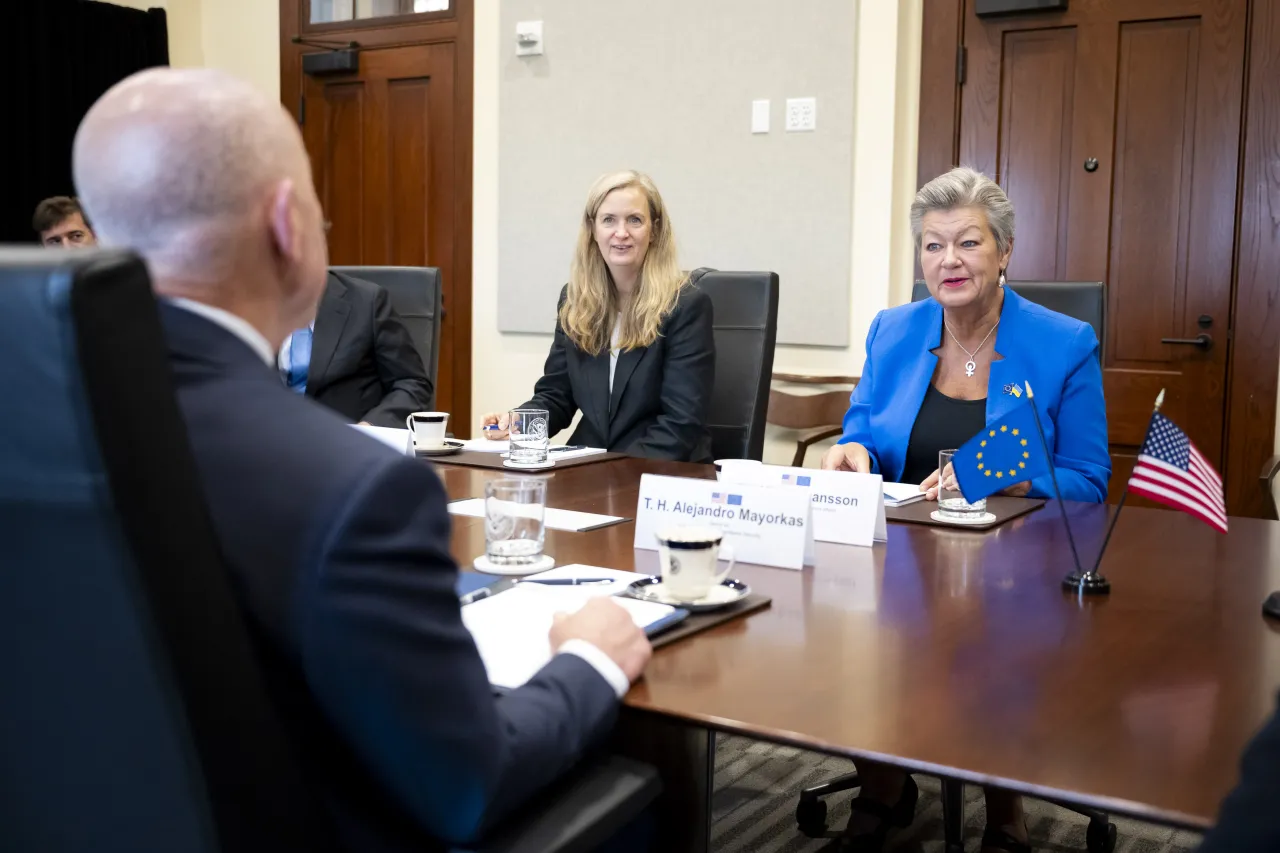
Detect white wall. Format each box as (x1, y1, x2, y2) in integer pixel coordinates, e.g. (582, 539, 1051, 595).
(474, 0, 923, 463)
(107, 0, 277, 97)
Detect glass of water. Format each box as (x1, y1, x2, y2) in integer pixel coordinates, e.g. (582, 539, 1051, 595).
(936, 448, 987, 520)
(508, 408, 550, 465)
(485, 478, 547, 566)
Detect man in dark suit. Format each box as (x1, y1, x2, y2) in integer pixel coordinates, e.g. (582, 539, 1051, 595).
(1196, 694, 1280, 852)
(280, 270, 433, 427)
(74, 67, 652, 852)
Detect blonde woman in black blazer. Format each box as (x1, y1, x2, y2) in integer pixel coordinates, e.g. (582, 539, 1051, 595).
(482, 171, 715, 462)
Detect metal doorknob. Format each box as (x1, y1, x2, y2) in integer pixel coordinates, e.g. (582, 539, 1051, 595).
(1084, 158, 1099, 172)
(1160, 333, 1213, 350)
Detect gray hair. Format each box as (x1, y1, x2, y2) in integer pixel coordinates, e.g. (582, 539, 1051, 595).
(910, 166, 1015, 257)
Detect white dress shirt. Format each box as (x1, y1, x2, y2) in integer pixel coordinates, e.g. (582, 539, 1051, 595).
(166, 299, 631, 697)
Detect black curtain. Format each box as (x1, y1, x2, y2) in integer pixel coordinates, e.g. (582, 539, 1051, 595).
(4, 1, 168, 244)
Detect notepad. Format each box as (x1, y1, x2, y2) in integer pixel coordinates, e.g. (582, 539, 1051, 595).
(883, 482, 927, 507)
(461, 578, 679, 689)
(448, 499, 627, 532)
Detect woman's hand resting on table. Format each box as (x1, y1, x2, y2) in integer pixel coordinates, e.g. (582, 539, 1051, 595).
(919, 463, 1032, 500)
(479, 412, 510, 440)
(822, 442, 871, 473)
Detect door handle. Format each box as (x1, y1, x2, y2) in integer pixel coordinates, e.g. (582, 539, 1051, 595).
(1160, 333, 1213, 350)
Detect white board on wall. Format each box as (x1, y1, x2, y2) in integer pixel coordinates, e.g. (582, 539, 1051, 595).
(497, 0, 855, 347)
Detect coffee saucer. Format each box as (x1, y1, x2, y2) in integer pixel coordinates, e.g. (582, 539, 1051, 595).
(622, 576, 751, 612)
(473, 554, 556, 576)
(415, 439, 464, 457)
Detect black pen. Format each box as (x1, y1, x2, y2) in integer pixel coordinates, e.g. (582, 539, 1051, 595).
(460, 587, 497, 605)
(518, 578, 616, 586)
(549, 445, 588, 453)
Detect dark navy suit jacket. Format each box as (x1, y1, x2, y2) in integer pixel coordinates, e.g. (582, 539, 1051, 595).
(839, 287, 1110, 502)
(1197, 694, 1280, 852)
(161, 304, 618, 852)
(522, 283, 715, 463)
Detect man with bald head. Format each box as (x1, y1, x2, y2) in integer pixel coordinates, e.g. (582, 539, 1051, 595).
(74, 68, 652, 851)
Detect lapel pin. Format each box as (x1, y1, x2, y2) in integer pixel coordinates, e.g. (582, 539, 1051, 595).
(1003, 383, 1023, 398)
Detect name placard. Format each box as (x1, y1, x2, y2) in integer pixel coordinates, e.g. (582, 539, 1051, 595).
(718, 464, 886, 547)
(633, 474, 814, 570)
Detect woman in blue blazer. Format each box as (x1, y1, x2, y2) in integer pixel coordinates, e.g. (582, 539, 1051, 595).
(821, 168, 1110, 853)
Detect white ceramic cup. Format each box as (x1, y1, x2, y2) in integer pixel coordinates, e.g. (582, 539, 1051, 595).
(655, 526, 736, 602)
(406, 411, 449, 448)
(714, 458, 762, 482)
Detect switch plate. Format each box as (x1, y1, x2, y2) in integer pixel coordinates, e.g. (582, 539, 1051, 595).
(785, 97, 816, 132)
(751, 99, 770, 134)
(516, 21, 543, 56)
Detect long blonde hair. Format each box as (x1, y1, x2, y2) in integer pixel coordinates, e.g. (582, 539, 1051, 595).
(560, 170, 687, 356)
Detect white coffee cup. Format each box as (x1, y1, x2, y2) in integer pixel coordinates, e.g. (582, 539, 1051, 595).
(655, 526, 736, 603)
(406, 411, 449, 448)
(714, 458, 762, 482)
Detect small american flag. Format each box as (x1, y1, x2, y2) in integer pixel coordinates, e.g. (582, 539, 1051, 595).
(1127, 413, 1227, 533)
(710, 492, 742, 506)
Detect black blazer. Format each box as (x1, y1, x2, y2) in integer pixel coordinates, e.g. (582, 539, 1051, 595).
(522, 283, 715, 463)
(161, 304, 619, 852)
(1197, 692, 1280, 852)
(305, 271, 432, 428)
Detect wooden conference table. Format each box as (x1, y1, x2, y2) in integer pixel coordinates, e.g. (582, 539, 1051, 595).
(437, 456, 1280, 851)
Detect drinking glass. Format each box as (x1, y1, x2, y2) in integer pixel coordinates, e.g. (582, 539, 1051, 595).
(485, 478, 547, 565)
(936, 448, 987, 520)
(508, 408, 550, 465)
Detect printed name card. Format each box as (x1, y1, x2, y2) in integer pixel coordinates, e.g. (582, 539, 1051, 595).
(633, 474, 814, 570)
(718, 464, 886, 547)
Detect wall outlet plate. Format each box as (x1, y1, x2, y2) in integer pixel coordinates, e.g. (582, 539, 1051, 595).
(516, 21, 544, 56)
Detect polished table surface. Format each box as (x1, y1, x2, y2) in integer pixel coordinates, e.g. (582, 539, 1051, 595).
(437, 457, 1280, 830)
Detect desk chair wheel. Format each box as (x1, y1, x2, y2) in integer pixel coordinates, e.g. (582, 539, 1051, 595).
(1086, 818, 1117, 853)
(795, 796, 828, 837)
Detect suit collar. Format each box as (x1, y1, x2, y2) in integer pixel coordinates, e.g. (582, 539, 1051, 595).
(165, 297, 274, 366)
(307, 272, 351, 393)
(159, 301, 279, 382)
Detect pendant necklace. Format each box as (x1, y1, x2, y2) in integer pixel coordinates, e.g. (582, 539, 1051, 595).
(944, 320, 999, 378)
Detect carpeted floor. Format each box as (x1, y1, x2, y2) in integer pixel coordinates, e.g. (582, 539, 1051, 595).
(711, 736, 1204, 853)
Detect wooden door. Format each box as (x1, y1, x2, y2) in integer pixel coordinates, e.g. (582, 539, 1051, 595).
(958, 0, 1246, 502)
(280, 0, 473, 433)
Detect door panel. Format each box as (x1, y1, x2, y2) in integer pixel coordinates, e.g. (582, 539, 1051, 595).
(301, 42, 461, 419)
(960, 0, 1246, 504)
(997, 28, 1076, 282)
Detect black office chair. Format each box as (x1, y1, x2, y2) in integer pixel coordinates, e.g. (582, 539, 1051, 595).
(0, 250, 658, 853)
(693, 269, 780, 461)
(796, 280, 1116, 853)
(911, 279, 1107, 364)
(332, 265, 443, 408)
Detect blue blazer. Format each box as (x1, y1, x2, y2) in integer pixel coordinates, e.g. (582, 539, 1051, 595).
(160, 305, 619, 852)
(839, 288, 1110, 503)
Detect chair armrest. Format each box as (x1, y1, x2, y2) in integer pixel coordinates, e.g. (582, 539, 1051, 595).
(1259, 455, 1280, 486)
(454, 755, 662, 853)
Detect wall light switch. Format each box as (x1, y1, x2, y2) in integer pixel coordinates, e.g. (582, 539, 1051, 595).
(516, 21, 544, 56)
(785, 97, 817, 132)
(751, 99, 770, 134)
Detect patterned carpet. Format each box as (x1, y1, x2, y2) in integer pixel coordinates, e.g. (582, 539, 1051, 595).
(711, 736, 1205, 853)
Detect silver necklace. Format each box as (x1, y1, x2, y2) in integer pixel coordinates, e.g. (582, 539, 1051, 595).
(944, 320, 999, 377)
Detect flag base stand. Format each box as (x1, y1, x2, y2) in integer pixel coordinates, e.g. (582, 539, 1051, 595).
(1062, 570, 1111, 595)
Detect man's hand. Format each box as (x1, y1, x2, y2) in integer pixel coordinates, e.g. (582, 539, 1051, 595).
(822, 442, 871, 473)
(550, 598, 651, 683)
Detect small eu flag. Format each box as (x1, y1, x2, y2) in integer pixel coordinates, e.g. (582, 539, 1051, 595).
(952, 399, 1050, 503)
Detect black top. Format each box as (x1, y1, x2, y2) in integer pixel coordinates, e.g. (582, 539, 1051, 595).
(521, 283, 716, 463)
(900, 385, 987, 485)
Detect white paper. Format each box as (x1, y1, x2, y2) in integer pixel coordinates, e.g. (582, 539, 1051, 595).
(461, 583, 675, 689)
(717, 464, 886, 547)
(632, 474, 813, 570)
(350, 424, 413, 455)
(545, 447, 608, 460)
(448, 498, 626, 532)
(883, 482, 926, 507)
(457, 438, 510, 453)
